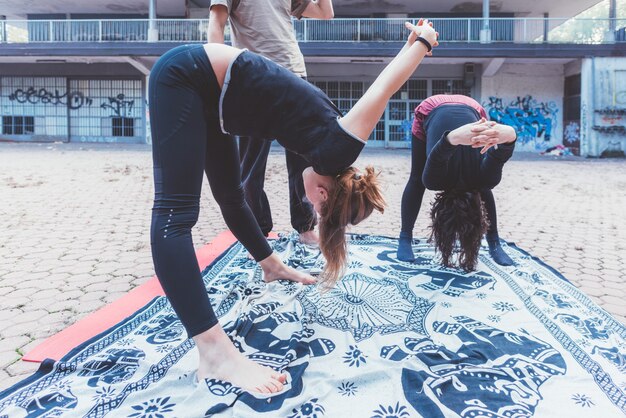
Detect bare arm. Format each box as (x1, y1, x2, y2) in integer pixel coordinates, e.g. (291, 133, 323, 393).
(208, 4, 229, 43)
(340, 21, 438, 141)
(301, 0, 334, 20)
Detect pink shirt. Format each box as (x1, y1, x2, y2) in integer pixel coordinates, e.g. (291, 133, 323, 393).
(411, 95, 487, 141)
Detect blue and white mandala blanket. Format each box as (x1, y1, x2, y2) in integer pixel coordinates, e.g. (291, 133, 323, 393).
(1, 234, 625, 417)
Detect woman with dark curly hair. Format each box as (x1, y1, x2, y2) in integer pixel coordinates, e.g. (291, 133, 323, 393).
(397, 95, 517, 270)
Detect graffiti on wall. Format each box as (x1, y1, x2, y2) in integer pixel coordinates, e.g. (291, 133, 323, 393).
(483, 95, 559, 150)
(7, 88, 136, 116)
(9, 87, 93, 110)
(592, 108, 626, 136)
(564, 121, 580, 145)
(101, 94, 135, 117)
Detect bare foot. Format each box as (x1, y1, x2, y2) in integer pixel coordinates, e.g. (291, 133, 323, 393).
(299, 230, 319, 246)
(195, 325, 287, 393)
(260, 253, 316, 285)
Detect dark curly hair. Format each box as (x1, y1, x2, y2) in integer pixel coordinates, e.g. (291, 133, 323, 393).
(428, 190, 489, 271)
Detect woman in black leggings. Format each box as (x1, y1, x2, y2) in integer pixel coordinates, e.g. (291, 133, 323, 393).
(397, 95, 517, 270)
(149, 21, 438, 392)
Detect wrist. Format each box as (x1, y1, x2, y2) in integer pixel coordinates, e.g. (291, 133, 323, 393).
(415, 36, 432, 52)
(446, 130, 460, 146)
(503, 126, 517, 143)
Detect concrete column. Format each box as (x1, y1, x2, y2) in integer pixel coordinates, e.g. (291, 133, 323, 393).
(148, 0, 158, 42)
(0, 15, 6, 43)
(480, 0, 491, 43)
(607, 0, 617, 43)
(145, 74, 152, 144)
(580, 58, 597, 157)
(543, 13, 549, 43)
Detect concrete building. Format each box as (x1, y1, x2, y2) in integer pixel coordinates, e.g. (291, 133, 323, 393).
(1, 0, 625, 156)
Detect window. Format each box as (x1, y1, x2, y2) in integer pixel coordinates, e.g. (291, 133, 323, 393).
(112, 117, 135, 137)
(2, 116, 35, 135)
(432, 79, 471, 96)
(69, 79, 143, 140)
(392, 79, 427, 100)
(1, 76, 68, 137)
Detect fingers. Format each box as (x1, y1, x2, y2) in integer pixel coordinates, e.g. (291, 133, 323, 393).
(470, 125, 490, 133)
(471, 129, 499, 138)
(407, 19, 438, 54)
(471, 136, 498, 145)
(480, 143, 496, 154)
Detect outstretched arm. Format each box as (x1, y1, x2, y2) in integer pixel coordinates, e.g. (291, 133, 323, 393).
(340, 20, 438, 141)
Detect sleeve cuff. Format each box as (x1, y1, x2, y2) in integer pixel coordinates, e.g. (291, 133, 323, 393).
(210, 0, 230, 11)
(441, 131, 457, 150)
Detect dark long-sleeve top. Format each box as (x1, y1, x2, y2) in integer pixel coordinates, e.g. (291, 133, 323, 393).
(423, 135, 516, 191)
(421, 102, 516, 192)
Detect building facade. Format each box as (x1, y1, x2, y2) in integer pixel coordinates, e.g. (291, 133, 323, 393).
(1, 0, 625, 156)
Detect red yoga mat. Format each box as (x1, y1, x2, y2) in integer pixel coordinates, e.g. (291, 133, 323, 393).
(23, 230, 258, 362)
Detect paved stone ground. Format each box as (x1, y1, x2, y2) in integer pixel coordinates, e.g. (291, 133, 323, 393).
(0, 142, 625, 391)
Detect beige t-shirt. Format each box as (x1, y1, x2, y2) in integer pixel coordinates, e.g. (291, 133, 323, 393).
(210, 0, 310, 77)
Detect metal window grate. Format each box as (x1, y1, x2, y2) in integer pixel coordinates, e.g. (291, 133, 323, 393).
(69, 79, 143, 141)
(432, 79, 471, 96)
(1, 76, 69, 138)
(0, 76, 144, 142)
(391, 79, 427, 100)
(2, 116, 35, 135)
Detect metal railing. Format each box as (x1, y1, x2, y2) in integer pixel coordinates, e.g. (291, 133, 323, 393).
(1, 17, 625, 44)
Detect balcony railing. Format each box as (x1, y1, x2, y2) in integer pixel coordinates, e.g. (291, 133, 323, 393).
(1, 18, 625, 45)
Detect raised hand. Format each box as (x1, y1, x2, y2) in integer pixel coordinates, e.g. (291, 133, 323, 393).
(405, 19, 439, 55)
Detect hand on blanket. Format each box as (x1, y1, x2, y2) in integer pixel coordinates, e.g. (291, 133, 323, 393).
(260, 253, 317, 285)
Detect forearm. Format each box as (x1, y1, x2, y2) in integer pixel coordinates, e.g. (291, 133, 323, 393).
(340, 41, 429, 140)
(488, 126, 517, 162)
(219, 203, 272, 261)
(480, 141, 514, 189)
(370, 42, 429, 102)
(422, 133, 456, 190)
(208, 12, 226, 43)
(207, 30, 224, 43)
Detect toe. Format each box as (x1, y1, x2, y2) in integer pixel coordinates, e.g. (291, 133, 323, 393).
(265, 381, 282, 393)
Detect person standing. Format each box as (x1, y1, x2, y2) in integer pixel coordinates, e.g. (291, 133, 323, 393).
(397, 94, 517, 269)
(208, 0, 334, 245)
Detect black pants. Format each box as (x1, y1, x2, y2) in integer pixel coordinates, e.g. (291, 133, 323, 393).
(149, 44, 272, 338)
(238, 77, 316, 236)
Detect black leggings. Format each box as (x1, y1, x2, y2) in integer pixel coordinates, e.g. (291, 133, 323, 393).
(149, 44, 272, 338)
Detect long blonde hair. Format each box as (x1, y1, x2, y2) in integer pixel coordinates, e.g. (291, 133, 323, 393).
(318, 166, 385, 288)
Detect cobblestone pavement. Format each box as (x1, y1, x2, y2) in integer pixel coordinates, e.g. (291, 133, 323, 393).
(0, 142, 625, 390)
